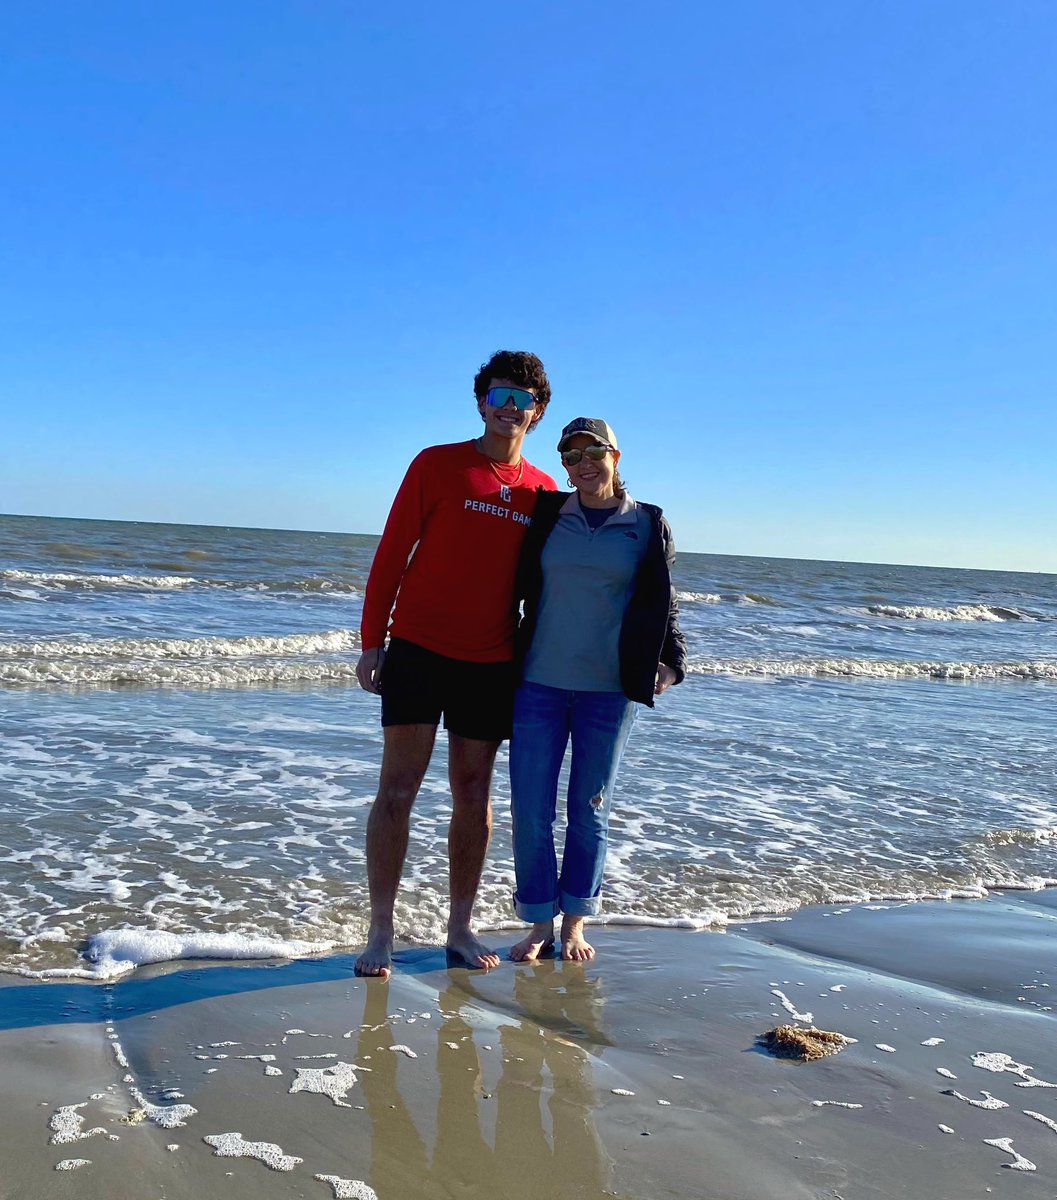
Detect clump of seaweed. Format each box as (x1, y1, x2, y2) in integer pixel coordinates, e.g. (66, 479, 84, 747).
(759, 1025, 857, 1061)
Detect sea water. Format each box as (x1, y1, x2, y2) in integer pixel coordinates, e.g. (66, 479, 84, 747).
(1, 513, 1055, 979)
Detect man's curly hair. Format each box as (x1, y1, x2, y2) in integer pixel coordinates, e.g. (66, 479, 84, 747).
(473, 350, 551, 415)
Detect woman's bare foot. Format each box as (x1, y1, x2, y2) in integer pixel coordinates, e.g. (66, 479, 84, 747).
(560, 915, 595, 961)
(509, 921, 556, 962)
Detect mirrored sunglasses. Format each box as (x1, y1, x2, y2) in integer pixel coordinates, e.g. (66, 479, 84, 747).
(485, 385, 537, 411)
(560, 444, 610, 466)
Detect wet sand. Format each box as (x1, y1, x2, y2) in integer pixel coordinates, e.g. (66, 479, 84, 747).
(2, 892, 1056, 1199)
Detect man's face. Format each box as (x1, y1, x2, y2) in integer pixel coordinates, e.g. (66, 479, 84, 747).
(478, 377, 542, 440)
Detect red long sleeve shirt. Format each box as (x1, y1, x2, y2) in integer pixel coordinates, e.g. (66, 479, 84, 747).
(360, 440, 557, 662)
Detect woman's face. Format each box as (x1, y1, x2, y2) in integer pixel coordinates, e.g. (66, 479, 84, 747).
(562, 433, 619, 501)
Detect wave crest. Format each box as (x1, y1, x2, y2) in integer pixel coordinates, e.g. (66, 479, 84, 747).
(868, 603, 1033, 622)
(687, 657, 1057, 682)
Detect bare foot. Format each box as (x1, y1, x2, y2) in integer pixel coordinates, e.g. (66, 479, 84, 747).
(355, 926, 394, 978)
(508, 921, 556, 962)
(446, 925, 501, 971)
(560, 915, 595, 962)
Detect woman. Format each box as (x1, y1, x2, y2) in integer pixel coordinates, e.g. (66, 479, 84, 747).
(508, 417, 687, 962)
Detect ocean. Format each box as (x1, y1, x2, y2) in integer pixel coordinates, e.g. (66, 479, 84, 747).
(2, 512, 1055, 981)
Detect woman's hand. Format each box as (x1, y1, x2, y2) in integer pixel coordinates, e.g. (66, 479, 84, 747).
(655, 663, 678, 695)
(357, 646, 385, 694)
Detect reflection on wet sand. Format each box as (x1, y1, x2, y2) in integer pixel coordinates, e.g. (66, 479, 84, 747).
(356, 961, 629, 1199)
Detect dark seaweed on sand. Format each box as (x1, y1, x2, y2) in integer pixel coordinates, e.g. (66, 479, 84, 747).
(759, 1025, 856, 1061)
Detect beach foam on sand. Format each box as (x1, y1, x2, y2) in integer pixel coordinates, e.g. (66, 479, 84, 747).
(1, 892, 1055, 1199)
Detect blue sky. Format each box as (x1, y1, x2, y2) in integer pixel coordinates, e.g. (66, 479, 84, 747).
(2, 2, 1055, 570)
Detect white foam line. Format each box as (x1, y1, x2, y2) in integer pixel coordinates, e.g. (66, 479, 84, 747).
(982, 1138, 1035, 1171)
(921, 1038, 944, 1046)
(203, 1133, 302, 1172)
(388, 1045, 417, 1059)
(128, 1087, 197, 1129)
(315, 1175, 379, 1199)
(811, 1100, 863, 1110)
(942, 1089, 1008, 1111)
(1024, 1110, 1057, 1135)
(55, 1159, 92, 1171)
(771, 989, 813, 1023)
(875, 1044, 896, 1053)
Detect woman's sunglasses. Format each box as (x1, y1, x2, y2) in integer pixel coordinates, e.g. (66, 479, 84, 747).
(485, 385, 537, 411)
(560, 444, 610, 466)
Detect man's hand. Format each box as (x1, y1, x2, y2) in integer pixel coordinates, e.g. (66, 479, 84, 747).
(655, 663, 678, 696)
(357, 646, 385, 694)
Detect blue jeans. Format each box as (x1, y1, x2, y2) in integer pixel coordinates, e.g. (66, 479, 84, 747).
(509, 681, 638, 920)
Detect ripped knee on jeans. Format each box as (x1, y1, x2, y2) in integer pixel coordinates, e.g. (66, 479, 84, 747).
(589, 788, 605, 809)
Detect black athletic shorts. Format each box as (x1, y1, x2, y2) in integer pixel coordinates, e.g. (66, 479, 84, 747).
(379, 637, 515, 742)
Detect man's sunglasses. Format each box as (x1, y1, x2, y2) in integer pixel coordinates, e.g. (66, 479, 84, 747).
(485, 386, 537, 411)
(560, 444, 610, 466)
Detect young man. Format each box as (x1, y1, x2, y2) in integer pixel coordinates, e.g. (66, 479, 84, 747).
(355, 350, 558, 977)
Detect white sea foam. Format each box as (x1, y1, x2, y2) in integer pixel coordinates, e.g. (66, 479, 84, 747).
(203, 1132, 302, 1171)
(985, 827, 1057, 847)
(982, 1137, 1036, 1171)
(771, 990, 813, 1023)
(1024, 1110, 1057, 1135)
(942, 1089, 1008, 1110)
(316, 1175, 378, 1200)
(80, 929, 336, 979)
(49, 1103, 109, 1145)
(289, 1062, 363, 1107)
(128, 1087, 197, 1129)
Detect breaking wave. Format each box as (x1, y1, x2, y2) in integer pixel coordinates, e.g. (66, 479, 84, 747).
(0, 568, 359, 595)
(676, 590, 779, 605)
(0, 629, 361, 688)
(868, 603, 1036, 622)
(687, 657, 1057, 682)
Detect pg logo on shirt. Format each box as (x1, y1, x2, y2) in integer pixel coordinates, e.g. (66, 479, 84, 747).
(499, 485, 512, 504)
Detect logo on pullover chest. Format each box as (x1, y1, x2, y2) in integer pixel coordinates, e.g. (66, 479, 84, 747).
(499, 484, 512, 504)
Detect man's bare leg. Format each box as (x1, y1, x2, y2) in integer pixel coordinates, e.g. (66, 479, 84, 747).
(446, 734, 502, 970)
(356, 724, 437, 978)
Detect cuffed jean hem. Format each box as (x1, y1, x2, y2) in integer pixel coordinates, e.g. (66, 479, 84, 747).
(559, 890, 602, 917)
(512, 892, 602, 920)
(513, 894, 560, 922)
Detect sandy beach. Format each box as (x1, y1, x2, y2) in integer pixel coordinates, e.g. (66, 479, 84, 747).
(3, 891, 1056, 1200)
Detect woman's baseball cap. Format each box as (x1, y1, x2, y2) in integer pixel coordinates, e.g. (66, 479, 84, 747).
(557, 417, 619, 452)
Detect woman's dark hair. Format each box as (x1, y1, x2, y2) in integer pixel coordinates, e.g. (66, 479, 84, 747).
(473, 349, 551, 413)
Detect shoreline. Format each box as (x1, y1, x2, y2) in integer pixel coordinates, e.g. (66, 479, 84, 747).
(2, 892, 1056, 1198)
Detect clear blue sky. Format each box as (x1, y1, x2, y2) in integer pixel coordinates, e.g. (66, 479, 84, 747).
(2, 2, 1055, 570)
